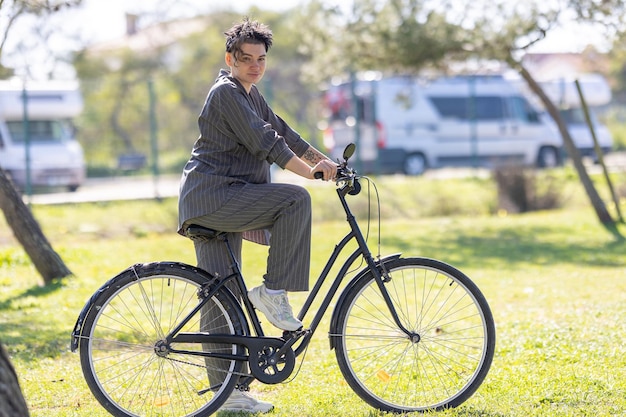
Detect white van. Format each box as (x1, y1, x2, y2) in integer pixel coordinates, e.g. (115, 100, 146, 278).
(0, 80, 86, 191)
(323, 75, 565, 175)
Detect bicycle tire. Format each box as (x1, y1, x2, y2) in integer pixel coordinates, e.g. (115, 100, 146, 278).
(334, 257, 495, 413)
(78, 262, 246, 417)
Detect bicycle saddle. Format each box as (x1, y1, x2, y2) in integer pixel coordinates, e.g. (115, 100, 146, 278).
(184, 224, 227, 242)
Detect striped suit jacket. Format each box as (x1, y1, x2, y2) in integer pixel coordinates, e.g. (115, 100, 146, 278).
(178, 69, 310, 243)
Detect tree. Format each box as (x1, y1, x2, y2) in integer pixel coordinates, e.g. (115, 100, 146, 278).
(72, 14, 226, 166)
(0, 170, 73, 282)
(0, 341, 29, 417)
(470, 0, 625, 237)
(296, 0, 624, 237)
(608, 31, 626, 103)
(0, 0, 83, 78)
(0, 0, 79, 284)
(1, 1, 82, 410)
(292, 0, 467, 84)
(73, 8, 322, 170)
(514, 63, 617, 229)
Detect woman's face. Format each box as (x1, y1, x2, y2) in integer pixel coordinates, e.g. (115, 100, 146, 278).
(226, 42, 267, 92)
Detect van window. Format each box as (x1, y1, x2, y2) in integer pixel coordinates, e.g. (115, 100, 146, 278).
(429, 96, 504, 121)
(6, 120, 72, 144)
(559, 108, 594, 124)
(509, 96, 540, 123)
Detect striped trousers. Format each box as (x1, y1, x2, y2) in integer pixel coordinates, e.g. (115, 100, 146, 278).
(186, 182, 312, 292)
(184, 182, 312, 387)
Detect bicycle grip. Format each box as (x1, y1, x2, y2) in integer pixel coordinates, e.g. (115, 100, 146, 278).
(314, 171, 324, 180)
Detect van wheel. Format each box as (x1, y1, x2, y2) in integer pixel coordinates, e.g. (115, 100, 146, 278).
(537, 146, 560, 168)
(404, 153, 427, 176)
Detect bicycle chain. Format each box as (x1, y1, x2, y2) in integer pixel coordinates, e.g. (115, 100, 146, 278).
(163, 356, 250, 378)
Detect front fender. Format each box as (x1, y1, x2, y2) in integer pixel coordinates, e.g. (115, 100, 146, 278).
(328, 254, 401, 350)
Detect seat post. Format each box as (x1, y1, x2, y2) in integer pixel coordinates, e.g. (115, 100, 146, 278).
(218, 233, 242, 278)
(185, 225, 242, 280)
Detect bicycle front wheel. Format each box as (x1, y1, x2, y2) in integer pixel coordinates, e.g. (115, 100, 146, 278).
(334, 257, 495, 413)
(78, 262, 246, 417)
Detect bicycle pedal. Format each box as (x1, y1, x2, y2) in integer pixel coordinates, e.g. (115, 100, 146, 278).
(282, 328, 309, 339)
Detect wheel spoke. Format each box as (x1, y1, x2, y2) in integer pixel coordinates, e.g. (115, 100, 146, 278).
(335, 258, 495, 412)
(79, 265, 245, 417)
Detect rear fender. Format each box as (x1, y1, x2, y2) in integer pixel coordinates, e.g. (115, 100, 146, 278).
(69, 262, 217, 352)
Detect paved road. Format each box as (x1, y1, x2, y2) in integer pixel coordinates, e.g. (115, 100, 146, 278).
(26, 175, 181, 205)
(25, 170, 306, 205)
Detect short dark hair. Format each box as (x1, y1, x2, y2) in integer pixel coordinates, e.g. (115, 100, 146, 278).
(224, 18, 273, 59)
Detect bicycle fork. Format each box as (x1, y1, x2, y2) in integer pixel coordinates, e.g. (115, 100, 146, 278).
(339, 187, 419, 341)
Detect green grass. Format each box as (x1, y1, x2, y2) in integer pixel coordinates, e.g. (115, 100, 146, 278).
(1, 176, 625, 416)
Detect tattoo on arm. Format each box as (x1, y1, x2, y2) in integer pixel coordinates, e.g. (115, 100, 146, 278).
(302, 148, 325, 166)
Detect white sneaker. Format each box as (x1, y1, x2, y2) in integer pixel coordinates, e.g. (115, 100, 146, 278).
(248, 284, 303, 331)
(219, 390, 274, 413)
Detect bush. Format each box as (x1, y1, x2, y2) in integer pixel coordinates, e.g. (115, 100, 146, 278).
(493, 166, 565, 213)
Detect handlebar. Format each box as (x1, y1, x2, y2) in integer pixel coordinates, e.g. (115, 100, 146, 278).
(314, 166, 361, 195)
(314, 166, 351, 181)
(312, 145, 360, 195)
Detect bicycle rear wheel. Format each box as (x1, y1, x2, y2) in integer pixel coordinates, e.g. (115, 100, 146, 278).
(334, 257, 495, 413)
(78, 262, 246, 417)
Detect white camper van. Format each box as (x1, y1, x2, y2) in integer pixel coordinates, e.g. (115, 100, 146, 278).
(323, 75, 565, 175)
(0, 80, 86, 191)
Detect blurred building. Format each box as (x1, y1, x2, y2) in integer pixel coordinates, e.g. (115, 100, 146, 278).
(88, 14, 208, 71)
(522, 48, 610, 82)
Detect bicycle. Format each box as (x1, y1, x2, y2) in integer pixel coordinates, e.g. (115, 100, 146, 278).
(71, 143, 495, 417)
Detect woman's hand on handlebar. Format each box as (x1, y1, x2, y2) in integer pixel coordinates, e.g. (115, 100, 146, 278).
(311, 159, 338, 181)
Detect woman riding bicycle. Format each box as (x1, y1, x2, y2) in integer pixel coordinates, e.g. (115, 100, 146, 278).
(177, 17, 337, 413)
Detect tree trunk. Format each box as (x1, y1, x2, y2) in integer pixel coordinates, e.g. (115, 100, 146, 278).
(0, 169, 73, 284)
(512, 62, 621, 237)
(0, 342, 30, 417)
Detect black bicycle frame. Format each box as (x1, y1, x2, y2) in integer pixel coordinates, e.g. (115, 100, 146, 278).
(167, 181, 414, 360)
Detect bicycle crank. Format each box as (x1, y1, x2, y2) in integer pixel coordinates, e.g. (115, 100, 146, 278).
(248, 339, 296, 384)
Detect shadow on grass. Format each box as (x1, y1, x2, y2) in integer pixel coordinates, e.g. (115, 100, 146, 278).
(0, 278, 65, 311)
(0, 322, 69, 361)
(382, 223, 626, 270)
(0, 278, 70, 361)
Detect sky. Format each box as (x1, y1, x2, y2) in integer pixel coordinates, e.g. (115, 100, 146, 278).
(59, 0, 309, 44)
(0, 0, 612, 80)
(62, 0, 609, 51)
